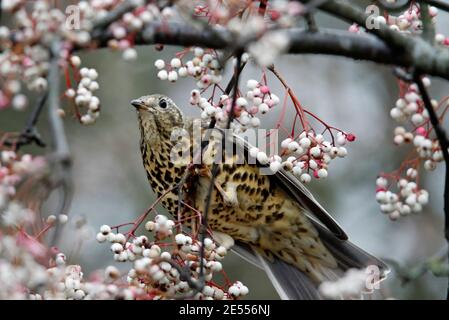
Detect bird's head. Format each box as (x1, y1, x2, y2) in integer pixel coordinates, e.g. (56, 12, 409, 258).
(131, 94, 184, 139)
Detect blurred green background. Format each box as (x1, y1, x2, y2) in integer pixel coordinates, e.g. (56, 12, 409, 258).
(1, 3, 449, 299)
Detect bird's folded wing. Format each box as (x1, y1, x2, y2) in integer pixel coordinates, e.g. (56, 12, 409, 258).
(272, 169, 348, 240)
(232, 134, 348, 240)
(186, 117, 346, 239)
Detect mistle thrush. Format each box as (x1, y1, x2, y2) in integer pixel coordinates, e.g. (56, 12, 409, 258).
(131, 94, 388, 299)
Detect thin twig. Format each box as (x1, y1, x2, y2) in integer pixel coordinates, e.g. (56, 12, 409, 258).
(163, 259, 203, 293)
(201, 61, 247, 148)
(393, 67, 414, 82)
(302, 0, 331, 14)
(3, 93, 48, 149)
(176, 61, 246, 232)
(419, 1, 436, 43)
(383, 246, 448, 285)
(414, 72, 449, 300)
(170, 59, 247, 294)
(305, 13, 318, 32)
(198, 52, 243, 290)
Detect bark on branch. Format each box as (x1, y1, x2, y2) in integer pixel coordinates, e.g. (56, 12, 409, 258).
(79, 22, 449, 81)
(414, 73, 449, 299)
(47, 40, 73, 245)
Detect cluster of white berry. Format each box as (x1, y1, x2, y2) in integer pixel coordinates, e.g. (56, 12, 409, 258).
(251, 130, 353, 183)
(107, 3, 169, 60)
(0, 151, 52, 236)
(45, 261, 87, 300)
(227, 281, 249, 297)
(0, 172, 84, 300)
(390, 78, 431, 125)
(0, 32, 47, 110)
(379, 76, 448, 218)
(0, 223, 148, 300)
(265, 0, 305, 27)
(0, 234, 50, 299)
(0, 0, 168, 113)
(0, 235, 74, 300)
(0, 151, 47, 210)
(236, 79, 280, 129)
(65, 56, 101, 125)
(390, 80, 445, 171)
(413, 131, 445, 171)
(39, 253, 145, 300)
(0, 150, 70, 230)
(45, 213, 69, 227)
(60, 0, 162, 50)
(188, 78, 279, 132)
(375, 171, 429, 220)
(1, 192, 145, 301)
(319, 267, 374, 299)
(194, 0, 303, 29)
(96, 214, 248, 299)
(155, 47, 226, 88)
(0, 0, 71, 111)
(0, 147, 120, 300)
(386, 3, 437, 34)
(349, 3, 448, 46)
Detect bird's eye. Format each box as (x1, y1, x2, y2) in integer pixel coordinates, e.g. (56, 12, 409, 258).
(159, 99, 167, 109)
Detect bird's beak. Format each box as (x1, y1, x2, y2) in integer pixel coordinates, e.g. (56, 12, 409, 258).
(131, 99, 146, 111)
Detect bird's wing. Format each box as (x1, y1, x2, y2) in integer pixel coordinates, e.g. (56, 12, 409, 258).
(192, 125, 388, 299)
(230, 133, 389, 274)
(272, 169, 348, 240)
(185, 118, 347, 239)
(231, 241, 264, 269)
(232, 133, 348, 240)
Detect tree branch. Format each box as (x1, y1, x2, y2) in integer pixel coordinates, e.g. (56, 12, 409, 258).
(91, 0, 138, 38)
(419, 1, 436, 43)
(424, 0, 449, 12)
(375, 0, 411, 11)
(3, 93, 48, 149)
(378, 0, 449, 13)
(294, 0, 449, 79)
(302, 0, 331, 14)
(414, 72, 449, 300)
(305, 13, 319, 32)
(47, 40, 73, 246)
(79, 22, 449, 81)
(298, 0, 409, 46)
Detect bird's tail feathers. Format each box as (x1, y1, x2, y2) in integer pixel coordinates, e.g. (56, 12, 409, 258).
(233, 221, 389, 300)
